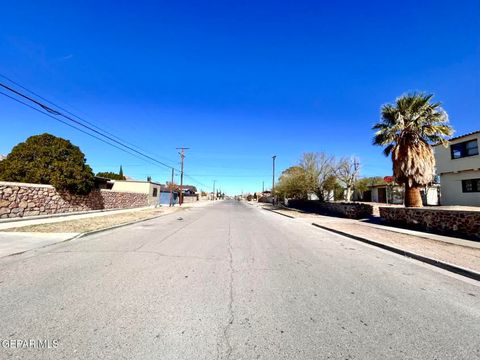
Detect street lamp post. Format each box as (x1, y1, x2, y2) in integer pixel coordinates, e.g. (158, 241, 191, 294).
(272, 155, 276, 205)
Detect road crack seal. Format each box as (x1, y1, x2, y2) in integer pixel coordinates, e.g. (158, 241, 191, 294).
(217, 220, 234, 360)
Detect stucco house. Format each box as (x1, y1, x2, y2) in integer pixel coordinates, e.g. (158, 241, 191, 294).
(111, 179, 162, 205)
(363, 183, 439, 206)
(368, 184, 404, 204)
(433, 130, 480, 206)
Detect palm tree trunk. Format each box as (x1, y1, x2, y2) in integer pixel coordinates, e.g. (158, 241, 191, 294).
(404, 183, 423, 207)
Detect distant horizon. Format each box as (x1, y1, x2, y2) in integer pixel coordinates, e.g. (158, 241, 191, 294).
(1, 1, 479, 194)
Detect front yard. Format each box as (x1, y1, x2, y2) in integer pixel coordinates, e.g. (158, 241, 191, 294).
(0, 207, 181, 234)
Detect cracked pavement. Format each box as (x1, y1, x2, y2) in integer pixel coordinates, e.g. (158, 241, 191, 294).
(0, 200, 479, 359)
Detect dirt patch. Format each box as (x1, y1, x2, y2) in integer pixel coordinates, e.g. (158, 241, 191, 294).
(0, 207, 181, 233)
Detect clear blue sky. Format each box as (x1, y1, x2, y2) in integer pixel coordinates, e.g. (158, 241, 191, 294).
(1, 1, 479, 194)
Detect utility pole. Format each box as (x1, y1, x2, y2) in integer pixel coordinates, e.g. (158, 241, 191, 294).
(169, 168, 174, 207)
(213, 180, 216, 202)
(262, 181, 264, 193)
(272, 155, 277, 204)
(176, 147, 189, 206)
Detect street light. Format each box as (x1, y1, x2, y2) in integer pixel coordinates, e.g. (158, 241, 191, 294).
(272, 155, 276, 205)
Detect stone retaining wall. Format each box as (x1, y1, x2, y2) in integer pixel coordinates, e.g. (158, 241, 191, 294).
(379, 207, 480, 240)
(0, 181, 149, 219)
(287, 200, 374, 219)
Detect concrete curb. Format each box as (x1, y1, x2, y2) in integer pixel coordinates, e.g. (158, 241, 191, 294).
(76, 212, 174, 239)
(262, 208, 296, 219)
(311, 223, 480, 282)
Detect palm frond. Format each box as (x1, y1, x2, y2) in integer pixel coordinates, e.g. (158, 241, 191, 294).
(373, 92, 454, 186)
(383, 144, 395, 157)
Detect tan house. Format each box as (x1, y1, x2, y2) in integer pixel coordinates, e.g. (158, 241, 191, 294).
(433, 130, 480, 206)
(111, 180, 162, 205)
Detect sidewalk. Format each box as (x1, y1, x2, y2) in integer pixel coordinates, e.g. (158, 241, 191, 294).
(253, 202, 480, 276)
(0, 232, 78, 257)
(0, 201, 213, 258)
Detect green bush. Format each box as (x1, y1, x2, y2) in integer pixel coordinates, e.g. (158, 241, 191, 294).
(96, 171, 125, 180)
(0, 133, 95, 195)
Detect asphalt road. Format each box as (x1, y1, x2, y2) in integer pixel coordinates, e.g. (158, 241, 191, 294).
(0, 200, 479, 359)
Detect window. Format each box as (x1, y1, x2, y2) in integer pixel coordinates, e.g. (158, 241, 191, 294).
(152, 188, 158, 197)
(462, 179, 480, 193)
(451, 139, 479, 159)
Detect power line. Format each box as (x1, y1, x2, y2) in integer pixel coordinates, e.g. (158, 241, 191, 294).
(183, 173, 208, 188)
(0, 76, 213, 187)
(0, 90, 171, 172)
(0, 73, 169, 161)
(0, 73, 93, 119)
(0, 80, 178, 171)
(185, 174, 271, 178)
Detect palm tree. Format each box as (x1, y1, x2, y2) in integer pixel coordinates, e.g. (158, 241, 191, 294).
(372, 93, 453, 207)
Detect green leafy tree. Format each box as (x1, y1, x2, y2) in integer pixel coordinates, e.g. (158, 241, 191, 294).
(0, 133, 95, 195)
(275, 153, 338, 201)
(119, 165, 124, 178)
(373, 93, 453, 207)
(323, 175, 338, 193)
(323, 175, 344, 201)
(275, 166, 309, 199)
(354, 176, 387, 193)
(96, 171, 126, 180)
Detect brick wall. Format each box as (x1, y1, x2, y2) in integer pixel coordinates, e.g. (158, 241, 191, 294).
(379, 207, 480, 240)
(0, 181, 149, 219)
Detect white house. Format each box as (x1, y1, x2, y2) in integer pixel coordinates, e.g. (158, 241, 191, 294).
(433, 130, 480, 206)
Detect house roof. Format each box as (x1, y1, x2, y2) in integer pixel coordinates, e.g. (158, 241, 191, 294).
(94, 176, 113, 182)
(181, 185, 197, 193)
(368, 184, 389, 188)
(448, 130, 480, 142)
(433, 130, 480, 146)
(112, 179, 163, 186)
